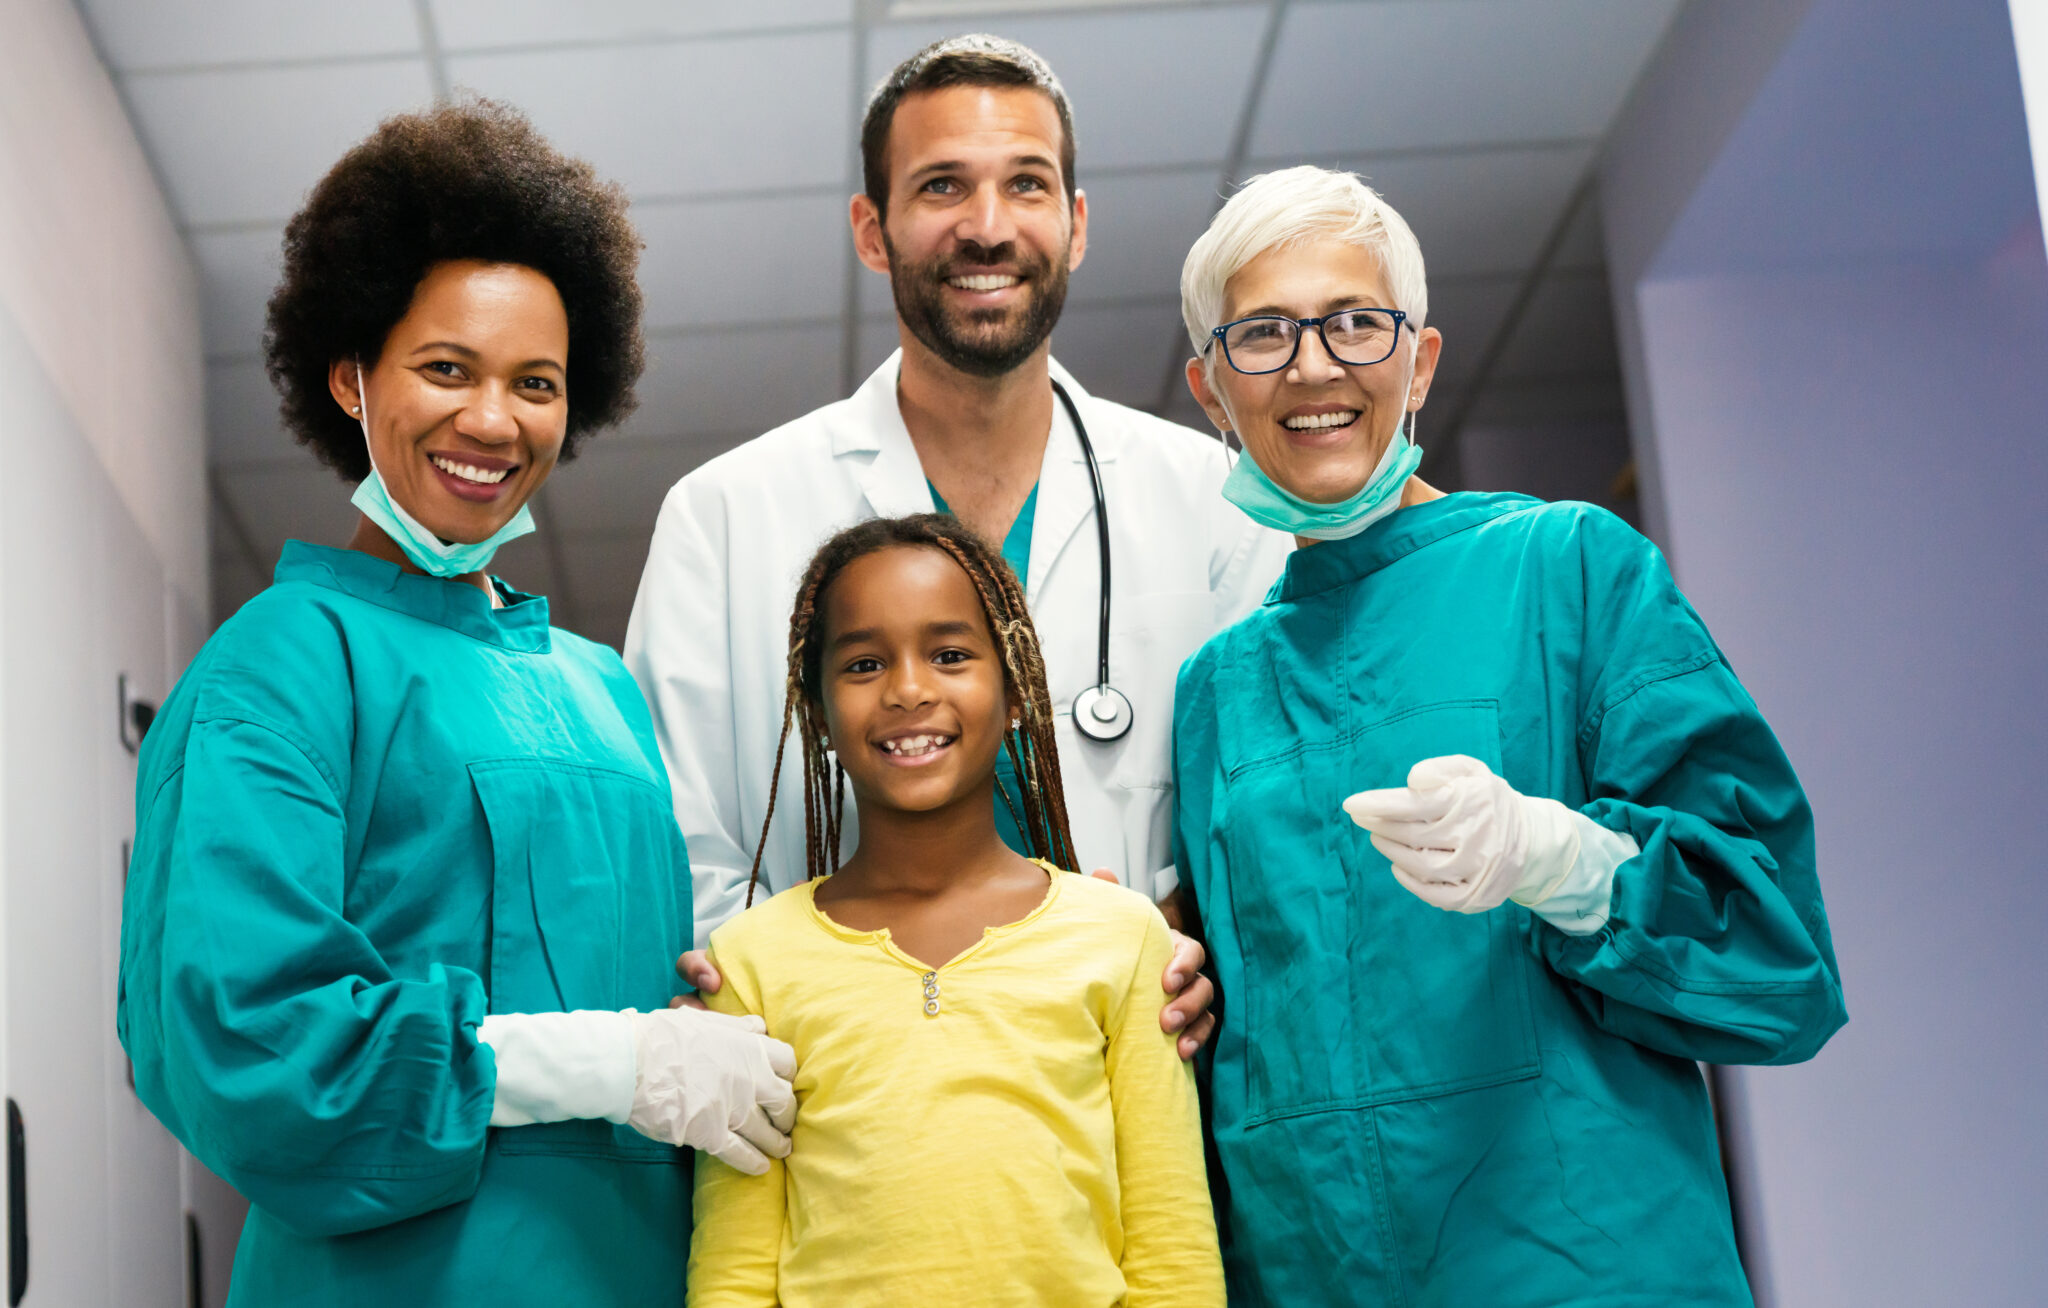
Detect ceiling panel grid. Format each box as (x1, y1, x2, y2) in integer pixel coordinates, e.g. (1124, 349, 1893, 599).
(82, 0, 1683, 637)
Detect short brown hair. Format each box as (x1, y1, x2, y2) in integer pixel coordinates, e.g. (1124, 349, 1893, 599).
(859, 34, 1077, 215)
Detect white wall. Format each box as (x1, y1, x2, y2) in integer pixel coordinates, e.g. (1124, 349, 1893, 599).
(1603, 1, 2048, 1303)
(0, 0, 217, 1302)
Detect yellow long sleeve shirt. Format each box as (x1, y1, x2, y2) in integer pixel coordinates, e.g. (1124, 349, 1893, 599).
(686, 866, 1224, 1308)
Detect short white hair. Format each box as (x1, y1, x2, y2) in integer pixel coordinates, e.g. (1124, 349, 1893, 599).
(1180, 165, 1429, 355)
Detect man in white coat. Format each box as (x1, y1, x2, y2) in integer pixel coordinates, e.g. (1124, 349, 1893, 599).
(625, 35, 1289, 1055)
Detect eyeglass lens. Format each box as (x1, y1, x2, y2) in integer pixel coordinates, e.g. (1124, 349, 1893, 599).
(1223, 309, 1400, 372)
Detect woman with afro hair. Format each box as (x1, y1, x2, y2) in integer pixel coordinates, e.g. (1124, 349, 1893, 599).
(117, 100, 796, 1306)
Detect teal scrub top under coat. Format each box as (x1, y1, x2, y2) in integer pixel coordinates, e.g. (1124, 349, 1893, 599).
(1172, 493, 1845, 1307)
(927, 479, 1038, 856)
(117, 542, 693, 1307)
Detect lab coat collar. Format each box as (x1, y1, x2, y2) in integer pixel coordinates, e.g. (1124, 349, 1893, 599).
(275, 539, 553, 653)
(1266, 491, 1541, 604)
(831, 351, 1117, 599)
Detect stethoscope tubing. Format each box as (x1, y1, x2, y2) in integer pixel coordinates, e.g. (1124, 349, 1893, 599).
(1050, 379, 1134, 743)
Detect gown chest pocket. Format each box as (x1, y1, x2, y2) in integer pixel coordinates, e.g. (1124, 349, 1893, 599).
(1222, 699, 1539, 1126)
(470, 759, 685, 1018)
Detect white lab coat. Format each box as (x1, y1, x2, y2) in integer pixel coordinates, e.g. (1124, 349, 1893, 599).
(625, 352, 1290, 946)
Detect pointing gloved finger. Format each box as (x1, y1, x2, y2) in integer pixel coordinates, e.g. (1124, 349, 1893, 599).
(758, 1070, 798, 1134)
(732, 1104, 792, 1160)
(1356, 816, 1447, 850)
(760, 1034, 797, 1082)
(1371, 833, 1466, 884)
(1388, 861, 1478, 912)
(1342, 784, 1454, 829)
(705, 1130, 772, 1177)
(1406, 753, 1491, 791)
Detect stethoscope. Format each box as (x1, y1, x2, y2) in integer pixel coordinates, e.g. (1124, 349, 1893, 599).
(1050, 379, 1133, 744)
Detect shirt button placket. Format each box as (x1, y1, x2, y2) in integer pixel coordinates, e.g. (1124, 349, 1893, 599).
(922, 970, 941, 1016)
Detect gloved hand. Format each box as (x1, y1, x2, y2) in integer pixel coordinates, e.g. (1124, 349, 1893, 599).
(626, 1006, 798, 1176)
(1341, 755, 1634, 933)
(475, 1006, 799, 1175)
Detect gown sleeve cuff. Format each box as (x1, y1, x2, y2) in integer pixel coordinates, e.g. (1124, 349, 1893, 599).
(477, 1010, 638, 1128)
(1513, 808, 1638, 936)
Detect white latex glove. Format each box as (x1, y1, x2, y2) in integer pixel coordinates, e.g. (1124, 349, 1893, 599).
(626, 1007, 798, 1176)
(478, 1009, 639, 1127)
(1341, 755, 1636, 934)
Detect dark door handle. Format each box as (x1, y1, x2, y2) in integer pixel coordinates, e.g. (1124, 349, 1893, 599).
(8, 1097, 25, 1306)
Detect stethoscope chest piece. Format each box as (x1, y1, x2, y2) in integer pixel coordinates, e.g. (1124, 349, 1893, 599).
(1072, 683, 1133, 742)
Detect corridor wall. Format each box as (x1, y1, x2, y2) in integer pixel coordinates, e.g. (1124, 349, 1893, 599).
(1602, 1, 2048, 1303)
(0, 0, 223, 1303)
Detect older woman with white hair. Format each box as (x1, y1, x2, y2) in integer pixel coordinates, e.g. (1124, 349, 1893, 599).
(1169, 165, 1847, 1305)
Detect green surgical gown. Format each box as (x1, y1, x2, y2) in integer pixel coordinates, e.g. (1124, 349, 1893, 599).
(1171, 493, 1845, 1307)
(117, 542, 693, 1306)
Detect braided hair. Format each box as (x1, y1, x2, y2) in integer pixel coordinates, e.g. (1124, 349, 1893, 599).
(746, 513, 1077, 904)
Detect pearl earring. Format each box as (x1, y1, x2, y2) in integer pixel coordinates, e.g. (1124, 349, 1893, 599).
(351, 405, 361, 414)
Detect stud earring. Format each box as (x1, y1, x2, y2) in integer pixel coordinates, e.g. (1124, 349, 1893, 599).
(1010, 717, 1021, 730)
(351, 405, 361, 414)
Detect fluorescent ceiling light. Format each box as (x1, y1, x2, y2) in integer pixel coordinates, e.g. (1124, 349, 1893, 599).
(886, 0, 1188, 18)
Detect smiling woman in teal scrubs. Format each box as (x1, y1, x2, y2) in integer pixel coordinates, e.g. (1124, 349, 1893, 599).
(116, 102, 795, 1307)
(1171, 166, 1847, 1306)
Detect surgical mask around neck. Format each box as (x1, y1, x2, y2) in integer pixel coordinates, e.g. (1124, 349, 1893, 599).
(1220, 335, 1425, 542)
(347, 361, 536, 578)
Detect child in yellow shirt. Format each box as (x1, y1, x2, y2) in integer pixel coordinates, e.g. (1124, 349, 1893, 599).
(686, 514, 1224, 1308)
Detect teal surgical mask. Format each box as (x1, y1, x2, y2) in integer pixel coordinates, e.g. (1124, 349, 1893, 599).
(348, 361, 535, 578)
(1220, 335, 1426, 541)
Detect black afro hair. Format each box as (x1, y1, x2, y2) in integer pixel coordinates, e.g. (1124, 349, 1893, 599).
(264, 97, 644, 482)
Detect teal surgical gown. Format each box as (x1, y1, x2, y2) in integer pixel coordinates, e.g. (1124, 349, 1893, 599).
(1172, 493, 1845, 1307)
(117, 542, 693, 1306)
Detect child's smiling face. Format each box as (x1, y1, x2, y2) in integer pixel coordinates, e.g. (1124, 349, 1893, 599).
(817, 544, 1021, 817)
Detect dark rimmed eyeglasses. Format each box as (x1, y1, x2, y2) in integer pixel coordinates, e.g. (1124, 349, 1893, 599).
(1207, 307, 1409, 375)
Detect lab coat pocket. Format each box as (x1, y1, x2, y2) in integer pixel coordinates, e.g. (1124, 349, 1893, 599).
(470, 758, 685, 1017)
(1224, 699, 1539, 1126)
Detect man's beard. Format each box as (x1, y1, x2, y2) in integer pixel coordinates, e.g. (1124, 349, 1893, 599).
(884, 233, 1070, 379)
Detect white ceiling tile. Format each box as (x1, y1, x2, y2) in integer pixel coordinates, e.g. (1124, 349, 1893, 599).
(1258, 143, 1593, 279)
(123, 60, 437, 226)
(1068, 168, 1221, 305)
(1419, 275, 1518, 391)
(215, 464, 361, 561)
(191, 226, 284, 356)
(1049, 301, 1185, 412)
(81, 0, 420, 71)
(1489, 270, 1618, 382)
(205, 359, 303, 466)
(635, 193, 850, 330)
(867, 6, 1265, 174)
(1251, 0, 1681, 157)
(1464, 375, 1627, 425)
(1458, 417, 1632, 505)
(1553, 192, 1608, 272)
(431, 0, 852, 50)
(544, 438, 714, 538)
(446, 31, 854, 200)
(627, 324, 846, 438)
